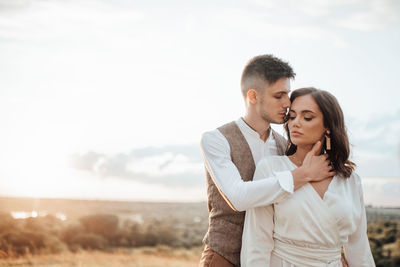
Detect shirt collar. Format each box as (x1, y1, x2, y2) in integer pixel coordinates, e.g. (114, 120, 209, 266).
(236, 117, 274, 142)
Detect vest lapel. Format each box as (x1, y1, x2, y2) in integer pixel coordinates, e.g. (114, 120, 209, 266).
(272, 129, 288, 156)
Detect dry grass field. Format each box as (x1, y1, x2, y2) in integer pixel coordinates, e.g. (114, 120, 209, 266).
(1, 197, 399, 266)
(0, 246, 202, 267)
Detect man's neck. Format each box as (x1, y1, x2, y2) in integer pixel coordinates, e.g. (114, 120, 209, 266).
(242, 115, 271, 142)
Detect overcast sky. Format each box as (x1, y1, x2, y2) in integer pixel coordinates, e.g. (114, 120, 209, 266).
(0, 0, 399, 206)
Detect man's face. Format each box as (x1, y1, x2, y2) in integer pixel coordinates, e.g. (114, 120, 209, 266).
(257, 77, 291, 124)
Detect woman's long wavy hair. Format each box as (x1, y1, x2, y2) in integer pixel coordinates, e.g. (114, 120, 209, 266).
(285, 87, 355, 178)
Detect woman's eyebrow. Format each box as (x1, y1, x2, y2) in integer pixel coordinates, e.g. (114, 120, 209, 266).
(302, 110, 316, 114)
(289, 109, 316, 114)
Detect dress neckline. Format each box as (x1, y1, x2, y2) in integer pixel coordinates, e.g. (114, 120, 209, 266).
(283, 155, 336, 201)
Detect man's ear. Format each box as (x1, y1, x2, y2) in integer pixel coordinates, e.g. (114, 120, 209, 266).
(247, 89, 258, 105)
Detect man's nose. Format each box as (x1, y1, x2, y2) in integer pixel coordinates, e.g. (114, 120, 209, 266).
(282, 96, 290, 108)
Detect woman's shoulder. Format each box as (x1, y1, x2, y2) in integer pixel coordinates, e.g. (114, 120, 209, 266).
(258, 155, 287, 165)
(254, 156, 290, 181)
(336, 171, 363, 194)
(338, 171, 361, 184)
(256, 155, 291, 172)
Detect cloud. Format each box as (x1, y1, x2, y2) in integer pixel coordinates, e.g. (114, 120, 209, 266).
(68, 108, 400, 191)
(1, 0, 398, 57)
(348, 109, 400, 177)
(206, 6, 348, 48)
(68, 144, 205, 186)
(252, 0, 400, 33)
(68, 107, 400, 188)
(286, 0, 359, 17)
(331, 0, 400, 31)
(0, 0, 146, 43)
(362, 177, 400, 207)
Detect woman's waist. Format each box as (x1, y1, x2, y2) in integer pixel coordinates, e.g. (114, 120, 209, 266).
(273, 235, 341, 267)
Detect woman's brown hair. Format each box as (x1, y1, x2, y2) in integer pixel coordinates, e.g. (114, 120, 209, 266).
(285, 87, 355, 178)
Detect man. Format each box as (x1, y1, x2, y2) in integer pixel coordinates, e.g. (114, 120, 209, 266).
(199, 55, 334, 267)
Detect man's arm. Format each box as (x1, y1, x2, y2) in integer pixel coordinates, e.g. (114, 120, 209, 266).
(241, 158, 276, 266)
(201, 132, 334, 212)
(201, 130, 293, 211)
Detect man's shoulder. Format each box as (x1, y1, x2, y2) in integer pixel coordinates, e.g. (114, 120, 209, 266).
(217, 120, 238, 132)
(200, 128, 228, 149)
(201, 121, 238, 142)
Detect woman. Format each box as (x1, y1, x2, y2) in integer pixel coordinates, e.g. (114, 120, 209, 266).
(241, 88, 375, 267)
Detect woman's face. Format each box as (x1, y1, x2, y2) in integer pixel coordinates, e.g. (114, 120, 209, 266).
(288, 94, 327, 147)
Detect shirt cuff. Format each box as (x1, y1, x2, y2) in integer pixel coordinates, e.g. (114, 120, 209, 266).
(274, 170, 294, 194)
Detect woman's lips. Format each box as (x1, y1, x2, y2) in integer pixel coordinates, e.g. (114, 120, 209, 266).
(291, 131, 302, 136)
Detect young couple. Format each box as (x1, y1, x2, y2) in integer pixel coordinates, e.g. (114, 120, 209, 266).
(199, 55, 375, 267)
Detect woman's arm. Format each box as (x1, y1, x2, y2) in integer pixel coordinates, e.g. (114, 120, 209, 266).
(343, 174, 375, 267)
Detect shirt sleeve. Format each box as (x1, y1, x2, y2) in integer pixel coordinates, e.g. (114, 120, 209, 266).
(343, 174, 376, 267)
(201, 130, 294, 212)
(241, 158, 276, 266)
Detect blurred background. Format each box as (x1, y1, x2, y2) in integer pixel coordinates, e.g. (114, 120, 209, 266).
(0, 0, 399, 206)
(0, 0, 399, 265)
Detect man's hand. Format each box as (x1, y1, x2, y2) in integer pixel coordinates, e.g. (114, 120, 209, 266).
(301, 141, 335, 182)
(291, 141, 335, 190)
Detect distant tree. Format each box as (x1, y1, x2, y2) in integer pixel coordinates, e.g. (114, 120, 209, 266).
(79, 214, 119, 243)
(0, 213, 17, 234)
(0, 230, 46, 255)
(60, 224, 85, 246)
(70, 233, 107, 250)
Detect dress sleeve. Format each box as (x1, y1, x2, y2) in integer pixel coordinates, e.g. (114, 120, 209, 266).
(241, 158, 275, 267)
(343, 174, 376, 267)
(201, 130, 293, 211)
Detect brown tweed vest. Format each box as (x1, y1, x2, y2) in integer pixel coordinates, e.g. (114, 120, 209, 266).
(203, 121, 287, 266)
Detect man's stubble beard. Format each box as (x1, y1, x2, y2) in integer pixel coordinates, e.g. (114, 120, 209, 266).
(260, 112, 283, 124)
(259, 99, 284, 125)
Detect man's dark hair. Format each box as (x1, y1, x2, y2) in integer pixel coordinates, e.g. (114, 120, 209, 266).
(241, 54, 295, 97)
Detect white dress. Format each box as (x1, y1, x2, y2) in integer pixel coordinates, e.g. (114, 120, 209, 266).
(241, 156, 375, 267)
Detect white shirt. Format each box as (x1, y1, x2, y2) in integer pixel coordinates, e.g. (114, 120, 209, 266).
(241, 156, 375, 267)
(200, 118, 294, 212)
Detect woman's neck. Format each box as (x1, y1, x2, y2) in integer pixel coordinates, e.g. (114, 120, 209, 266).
(292, 145, 313, 164)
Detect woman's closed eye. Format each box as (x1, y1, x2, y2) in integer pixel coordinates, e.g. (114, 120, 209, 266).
(288, 115, 313, 121)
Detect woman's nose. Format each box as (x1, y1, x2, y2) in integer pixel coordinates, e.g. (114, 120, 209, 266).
(292, 116, 301, 127)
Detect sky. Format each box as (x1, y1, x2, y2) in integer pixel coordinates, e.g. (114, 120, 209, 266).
(0, 0, 399, 206)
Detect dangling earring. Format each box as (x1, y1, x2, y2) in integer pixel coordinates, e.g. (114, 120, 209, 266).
(325, 130, 331, 150)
